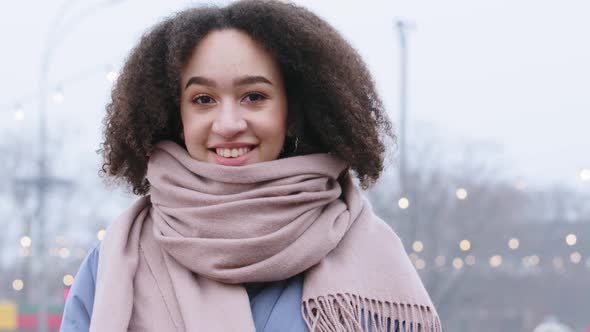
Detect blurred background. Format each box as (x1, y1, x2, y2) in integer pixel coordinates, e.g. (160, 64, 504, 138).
(0, 0, 588, 331)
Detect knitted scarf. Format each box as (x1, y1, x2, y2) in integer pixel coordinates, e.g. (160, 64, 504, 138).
(89, 141, 441, 331)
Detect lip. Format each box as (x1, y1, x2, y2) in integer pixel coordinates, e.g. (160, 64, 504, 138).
(209, 142, 257, 149)
(211, 146, 257, 166)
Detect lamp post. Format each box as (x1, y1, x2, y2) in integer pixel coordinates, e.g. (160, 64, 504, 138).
(32, 1, 124, 331)
(396, 20, 409, 201)
(395, 19, 416, 242)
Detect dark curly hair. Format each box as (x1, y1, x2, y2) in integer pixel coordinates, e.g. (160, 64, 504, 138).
(100, 0, 395, 195)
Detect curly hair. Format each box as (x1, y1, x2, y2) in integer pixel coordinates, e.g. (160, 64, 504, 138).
(100, 0, 395, 195)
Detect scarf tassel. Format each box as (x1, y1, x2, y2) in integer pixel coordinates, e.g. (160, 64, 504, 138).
(302, 294, 442, 332)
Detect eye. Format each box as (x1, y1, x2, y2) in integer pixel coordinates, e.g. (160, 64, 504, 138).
(242, 93, 267, 103)
(192, 94, 215, 105)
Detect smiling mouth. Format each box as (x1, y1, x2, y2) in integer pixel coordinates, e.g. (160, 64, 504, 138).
(211, 146, 255, 158)
(209, 145, 258, 166)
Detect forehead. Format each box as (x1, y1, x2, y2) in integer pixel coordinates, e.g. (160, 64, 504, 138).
(181, 28, 281, 84)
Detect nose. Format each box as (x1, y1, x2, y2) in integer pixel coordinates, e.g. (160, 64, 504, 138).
(211, 104, 247, 138)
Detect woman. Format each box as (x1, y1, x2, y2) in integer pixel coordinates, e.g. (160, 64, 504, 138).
(61, 1, 441, 331)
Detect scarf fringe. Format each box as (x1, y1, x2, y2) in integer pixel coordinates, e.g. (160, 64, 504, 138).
(302, 294, 442, 332)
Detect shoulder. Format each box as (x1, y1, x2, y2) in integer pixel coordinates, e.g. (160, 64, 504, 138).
(60, 242, 101, 332)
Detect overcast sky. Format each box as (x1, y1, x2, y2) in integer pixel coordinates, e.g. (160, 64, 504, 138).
(1, 0, 588, 189)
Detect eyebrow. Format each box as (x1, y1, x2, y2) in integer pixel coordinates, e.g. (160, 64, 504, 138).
(184, 75, 273, 90)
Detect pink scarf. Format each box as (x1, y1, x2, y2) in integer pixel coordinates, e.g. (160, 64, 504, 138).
(90, 141, 441, 331)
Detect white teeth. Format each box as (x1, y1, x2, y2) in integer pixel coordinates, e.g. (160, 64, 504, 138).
(215, 147, 251, 158)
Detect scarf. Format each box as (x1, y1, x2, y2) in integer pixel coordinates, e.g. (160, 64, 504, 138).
(89, 140, 441, 331)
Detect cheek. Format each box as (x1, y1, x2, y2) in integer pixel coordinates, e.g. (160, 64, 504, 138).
(272, 101, 289, 135)
(261, 111, 287, 139)
(180, 110, 208, 145)
(261, 110, 287, 157)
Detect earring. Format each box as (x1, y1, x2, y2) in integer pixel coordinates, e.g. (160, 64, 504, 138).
(287, 135, 299, 155)
(281, 135, 299, 155)
(293, 136, 299, 154)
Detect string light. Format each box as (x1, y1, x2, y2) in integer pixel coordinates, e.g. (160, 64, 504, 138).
(63, 274, 75, 286)
(412, 241, 424, 253)
(465, 255, 476, 266)
(20, 236, 32, 248)
(580, 169, 590, 182)
(12, 279, 24, 291)
(565, 234, 577, 246)
(489, 255, 502, 268)
(452, 258, 463, 269)
(508, 238, 519, 250)
(570, 252, 581, 264)
(97, 229, 106, 241)
(415, 259, 426, 270)
(459, 240, 471, 251)
(398, 197, 409, 209)
(522, 255, 540, 267)
(456, 188, 468, 200)
(3, 57, 122, 121)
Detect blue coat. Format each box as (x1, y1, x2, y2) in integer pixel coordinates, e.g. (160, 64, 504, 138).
(61, 242, 409, 332)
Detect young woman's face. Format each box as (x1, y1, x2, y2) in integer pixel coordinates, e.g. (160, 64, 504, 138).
(179, 28, 288, 166)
